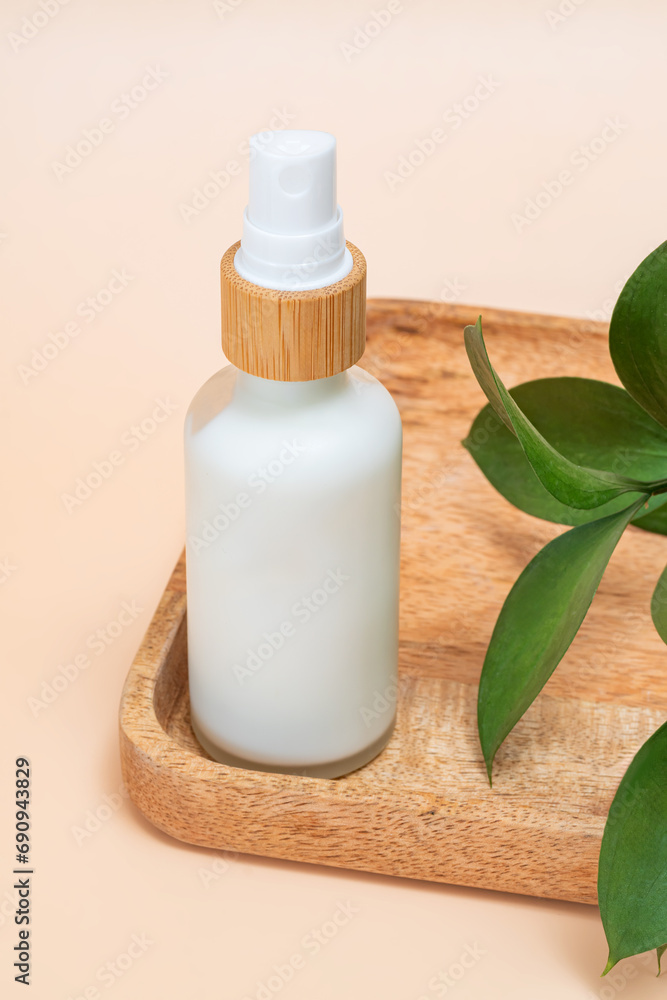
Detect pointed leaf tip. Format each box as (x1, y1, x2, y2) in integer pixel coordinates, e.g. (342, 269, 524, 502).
(602, 957, 616, 977)
(600, 955, 618, 979)
(463, 318, 652, 510)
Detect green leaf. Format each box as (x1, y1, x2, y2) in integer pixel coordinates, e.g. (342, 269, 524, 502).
(599, 721, 667, 974)
(651, 564, 667, 644)
(632, 501, 667, 536)
(464, 318, 652, 509)
(478, 496, 647, 781)
(463, 377, 667, 529)
(610, 241, 667, 429)
(657, 943, 666, 975)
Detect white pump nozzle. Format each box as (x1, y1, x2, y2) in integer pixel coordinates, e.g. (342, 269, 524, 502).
(234, 130, 353, 291)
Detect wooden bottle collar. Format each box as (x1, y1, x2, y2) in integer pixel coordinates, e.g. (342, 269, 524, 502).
(220, 240, 366, 381)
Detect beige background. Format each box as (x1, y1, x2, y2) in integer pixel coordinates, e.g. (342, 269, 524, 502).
(3, 0, 667, 996)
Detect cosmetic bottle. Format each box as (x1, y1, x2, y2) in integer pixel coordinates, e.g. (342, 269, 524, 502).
(184, 130, 402, 778)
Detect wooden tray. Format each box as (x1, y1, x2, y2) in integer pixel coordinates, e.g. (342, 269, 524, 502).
(119, 299, 667, 905)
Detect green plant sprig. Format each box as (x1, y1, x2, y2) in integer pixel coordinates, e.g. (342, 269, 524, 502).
(463, 240, 667, 976)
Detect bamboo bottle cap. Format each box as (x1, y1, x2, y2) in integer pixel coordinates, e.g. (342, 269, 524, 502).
(220, 239, 366, 382)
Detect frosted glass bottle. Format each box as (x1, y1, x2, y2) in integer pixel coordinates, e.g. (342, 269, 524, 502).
(184, 129, 402, 777)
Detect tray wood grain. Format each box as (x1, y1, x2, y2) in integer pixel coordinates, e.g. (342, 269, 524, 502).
(119, 299, 667, 904)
